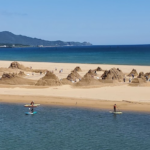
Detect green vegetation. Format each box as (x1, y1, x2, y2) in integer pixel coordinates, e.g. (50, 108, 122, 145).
(0, 31, 92, 47)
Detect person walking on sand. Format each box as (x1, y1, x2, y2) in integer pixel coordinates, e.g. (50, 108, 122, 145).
(114, 104, 117, 112)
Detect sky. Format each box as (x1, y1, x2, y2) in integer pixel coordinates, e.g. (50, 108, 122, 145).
(0, 0, 150, 45)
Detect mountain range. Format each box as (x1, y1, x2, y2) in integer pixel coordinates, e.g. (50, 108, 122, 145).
(0, 31, 92, 47)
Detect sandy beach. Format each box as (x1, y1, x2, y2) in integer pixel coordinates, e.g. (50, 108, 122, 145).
(0, 60, 150, 112)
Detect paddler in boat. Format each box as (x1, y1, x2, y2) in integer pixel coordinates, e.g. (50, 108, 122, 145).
(30, 101, 34, 106)
(114, 104, 117, 112)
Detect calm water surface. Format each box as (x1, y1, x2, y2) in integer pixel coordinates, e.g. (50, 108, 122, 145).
(0, 103, 150, 150)
(0, 45, 150, 65)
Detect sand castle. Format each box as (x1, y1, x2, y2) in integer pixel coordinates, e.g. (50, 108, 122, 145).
(67, 70, 82, 82)
(0, 73, 35, 85)
(60, 78, 72, 85)
(73, 66, 82, 72)
(9, 61, 47, 73)
(9, 61, 30, 70)
(87, 69, 97, 76)
(144, 72, 150, 78)
(131, 72, 147, 84)
(138, 72, 145, 78)
(128, 69, 138, 77)
(18, 71, 26, 76)
(76, 70, 100, 86)
(101, 68, 124, 81)
(95, 67, 102, 71)
(131, 78, 146, 84)
(36, 71, 61, 86)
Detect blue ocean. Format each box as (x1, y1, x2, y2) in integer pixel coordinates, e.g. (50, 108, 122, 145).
(0, 45, 150, 65)
(1, 45, 150, 150)
(0, 103, 150, 150)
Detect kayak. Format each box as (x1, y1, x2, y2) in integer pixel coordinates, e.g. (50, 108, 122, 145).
(109, 111, 123, 114)
(24, 104, 40, 107)
(25, 111, 37, 115)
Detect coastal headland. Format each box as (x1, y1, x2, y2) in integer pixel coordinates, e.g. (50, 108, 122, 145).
(0, 60, 150, 113)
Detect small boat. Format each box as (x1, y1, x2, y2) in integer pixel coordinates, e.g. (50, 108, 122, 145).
(25, 111, 37, 115)
(109, 111, 123, 114)
(24, 104, 40, 107)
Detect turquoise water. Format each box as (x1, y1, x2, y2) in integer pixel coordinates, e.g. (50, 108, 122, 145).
(0, 103, 150, 150)
(0, 45, 150, 65)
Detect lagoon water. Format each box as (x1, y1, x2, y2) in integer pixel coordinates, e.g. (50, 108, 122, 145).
(0, 103, 150, 150)
(0, 45, 150, 65)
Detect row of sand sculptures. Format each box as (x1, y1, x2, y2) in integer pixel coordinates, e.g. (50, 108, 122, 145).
(0, 61, 150, 86)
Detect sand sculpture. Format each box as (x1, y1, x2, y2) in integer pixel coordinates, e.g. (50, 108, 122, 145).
(128, 69, 138, 77)
(9, 61, 47, 73)
(95, 67, 102, 71)
(101, 68, 124, 81)
(35, 71, 61, 86)
(131, 72, 147, 84)
(60, 78, 72, 85)
(73, 66, 82, 72)
(67, 70, 82, 82)
(0, 73, 35, 85)
(138, 72, 145, 78)
(131, 78, 146, 84)
(87, 69, 97, 76)
(9, 61, 29, 70)
(144, 72, 150, 78)
(18, 71, 26, 76)
(76, 70, 100, 86)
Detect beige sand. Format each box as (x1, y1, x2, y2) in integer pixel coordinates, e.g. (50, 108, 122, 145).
(0, 60, 150, 112)
(0, 95, 150, 113)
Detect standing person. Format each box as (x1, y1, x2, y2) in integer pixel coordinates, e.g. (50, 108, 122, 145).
(123, 78, 125, 82)
(114, 104, 117, 112)
(31, 108, 34, 113)
(129, 78, 131, 83)
(30, 101, 34, 105)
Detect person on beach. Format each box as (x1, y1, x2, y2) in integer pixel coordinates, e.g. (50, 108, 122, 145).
(129, 78, 131, 83)
(114, 104, 117, 112)
(123, 78, 125, 82)
(30, 101, 34, 105)
(132, 74, 134, 79)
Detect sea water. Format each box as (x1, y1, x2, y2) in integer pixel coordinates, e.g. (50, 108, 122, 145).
(0, 45, 150, 65)
(0, 103, 150, 150)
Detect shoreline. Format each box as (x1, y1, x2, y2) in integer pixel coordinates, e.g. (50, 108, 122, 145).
(0, 95, 150, 113)
(1, 60, 150, 67)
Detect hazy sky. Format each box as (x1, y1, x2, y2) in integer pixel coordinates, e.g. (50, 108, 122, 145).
(0, 0, 150, 45)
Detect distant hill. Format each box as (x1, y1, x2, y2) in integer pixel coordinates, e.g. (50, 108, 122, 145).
(0, 31, 92, 47)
